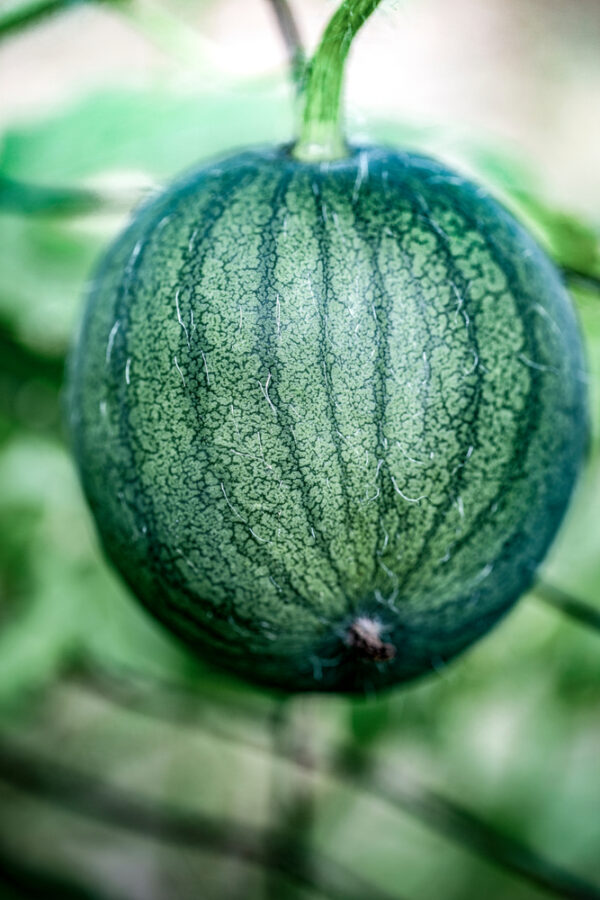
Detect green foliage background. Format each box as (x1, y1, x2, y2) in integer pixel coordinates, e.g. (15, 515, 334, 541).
(0, 1, 599, 898)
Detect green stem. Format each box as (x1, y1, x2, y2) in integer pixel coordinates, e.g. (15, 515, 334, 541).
(0, 839, 120, 900)
(81, 660, 600, 900)
(293, 0, 383, 162)
(563, 266, 600, 296)
(266, 699, 316, 900)
(0, 737, 401, 900)
(533, 580, 600, 634)
(0, 0, 125, 41)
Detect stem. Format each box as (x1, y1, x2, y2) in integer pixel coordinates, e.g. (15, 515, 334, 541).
(533, 580, 600, 634)
(80, 661, 600, 900)
(266, 0, 306, 91)
(0, 839, 121, 900)
(338, 746, 600, 900)
(293, 0, 384, 162)
(266, 701, 292, 900)
(0, 0, 125, 41)
(563, 266, 600, 296)
(0, 737, 400, 900)
(266, 699, 316, 900)
(0, 175, 138, 217)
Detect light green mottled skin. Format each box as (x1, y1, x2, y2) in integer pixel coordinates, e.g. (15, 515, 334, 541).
(68, 146, 587, 692)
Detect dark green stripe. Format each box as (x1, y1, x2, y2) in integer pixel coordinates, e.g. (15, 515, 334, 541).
(117, 172, 269, 639)
(394, 197, 485, 594)
(424, 205, 544, 582)
(250, 169, 346, 612)
(308, 173, 358, 585)
(346, 182, 397, 594)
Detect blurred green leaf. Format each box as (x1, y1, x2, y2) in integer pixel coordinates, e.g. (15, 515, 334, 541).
(0, 0, 127, 42)
(0, 176, 107, 217)
(0, 213, 99, 355)
(0, 85, 293, 185)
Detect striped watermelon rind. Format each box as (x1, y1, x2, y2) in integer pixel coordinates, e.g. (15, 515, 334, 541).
(68, 145, 587, 692)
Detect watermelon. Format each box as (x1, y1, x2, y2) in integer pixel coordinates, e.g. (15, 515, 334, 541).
(68, 145, 587, 692)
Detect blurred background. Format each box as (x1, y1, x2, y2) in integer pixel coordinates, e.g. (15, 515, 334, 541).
(0, 1, 599, 898)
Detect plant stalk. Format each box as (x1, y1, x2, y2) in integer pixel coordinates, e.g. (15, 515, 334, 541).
(266, 0, 306, 92)
(0, 736, 401, 900)
(0, 0, 125, 41)
(81, 661, 600, 900)
(293, 0, 383, 162)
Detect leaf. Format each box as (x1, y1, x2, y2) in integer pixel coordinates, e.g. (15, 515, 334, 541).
(0, 83, 294, 185)
(368, 117, 600, 286)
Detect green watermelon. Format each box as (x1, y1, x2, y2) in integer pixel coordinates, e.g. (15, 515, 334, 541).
(68, 145, 587, 692)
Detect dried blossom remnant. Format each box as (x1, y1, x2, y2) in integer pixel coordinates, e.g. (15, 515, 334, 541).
(346, 617, 396, 662)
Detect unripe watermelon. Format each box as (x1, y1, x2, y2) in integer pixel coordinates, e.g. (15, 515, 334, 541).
(68, 146, 587, 692)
